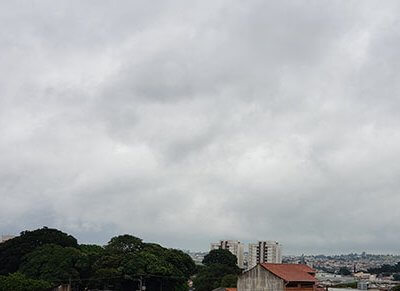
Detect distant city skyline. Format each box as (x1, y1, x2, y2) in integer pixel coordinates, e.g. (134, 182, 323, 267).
(3, 230, 400, 257)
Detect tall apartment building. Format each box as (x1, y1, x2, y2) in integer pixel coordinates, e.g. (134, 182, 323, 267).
(248, 241, 282, 269)
(210, 240, 245, 268)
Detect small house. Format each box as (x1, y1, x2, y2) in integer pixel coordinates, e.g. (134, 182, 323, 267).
(237, 263, 318, 291)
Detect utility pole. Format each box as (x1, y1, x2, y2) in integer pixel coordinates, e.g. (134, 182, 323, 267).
(135, 275, 146, 291)
(138, 276, 143, 291)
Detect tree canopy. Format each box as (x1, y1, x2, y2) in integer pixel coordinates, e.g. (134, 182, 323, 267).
(92, 237, 196, 290)
(338, 267, 351, 276)
(193, 249, 240, 291)
(202, 249, 238, 268)
(105, 234, 143, 254)
(0, 272, 51, 291)
(368, 262, 400, 275)
(0, 228, 196, 291)
(0, 227, 78, 275)
(19, 244, 86, 283)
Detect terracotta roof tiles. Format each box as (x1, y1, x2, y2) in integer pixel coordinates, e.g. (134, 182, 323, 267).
(260, 263, 317, 282)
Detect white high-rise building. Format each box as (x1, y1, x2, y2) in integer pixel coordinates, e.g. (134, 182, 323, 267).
(248, 241, 282, 269)
(210, 240, 244, 268)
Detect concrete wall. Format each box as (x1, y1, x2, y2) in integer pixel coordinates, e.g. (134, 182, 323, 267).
(237, 264, 285, 291)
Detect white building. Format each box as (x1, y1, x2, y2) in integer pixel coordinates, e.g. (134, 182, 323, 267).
(248, 241, 282, 269)
(210, 240, 245, 268)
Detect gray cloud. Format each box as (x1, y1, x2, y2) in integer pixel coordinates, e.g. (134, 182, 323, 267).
(1, 0, 400, 254)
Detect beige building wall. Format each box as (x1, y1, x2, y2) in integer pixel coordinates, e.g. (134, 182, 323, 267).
(237, 264, 285, 291)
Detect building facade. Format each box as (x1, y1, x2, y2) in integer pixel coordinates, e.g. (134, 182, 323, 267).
(248, 241, 282, 269)
(237, 263, 317, 291)
(210, 240, 245, 268)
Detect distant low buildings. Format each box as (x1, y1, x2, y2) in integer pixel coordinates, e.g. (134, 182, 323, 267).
(283, 253, 400, 275)
(185, 250, 208, 264)
(353, 272, 376, 281)
(357, 281, 368, 290)
(237, 263, 317, 291)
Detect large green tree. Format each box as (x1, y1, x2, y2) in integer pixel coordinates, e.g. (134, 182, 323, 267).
(90, 235, 195, 291)
(89, 235, 145, 289)
(0, 227, 78, 275)
(221, 274, 238, 287)
(0, 272, 51, 291)
(202, 249, 238, 268)
(0, 229, 196, 291)
(193, 249, 240, 291)
(78, 244, 105, 280)
(105, 234, 143, 254)
(19, 244, 87, 283)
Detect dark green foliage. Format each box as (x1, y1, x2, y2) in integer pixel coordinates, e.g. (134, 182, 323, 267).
(338, 266, 351, 276)
(196, 264, 206, 273)
(0, 229, 195, 291)
(79, 244, 104, 255)
(203, 249, 238, 267)
(19, 244, 86, 283)
(368, 262, 400, 275)
(193, 249, 240, 291)
(221, 274, 238, 287)
(0, 227, 78, 275)
(394, 273, 400, 281)
(194, 264, 239, 291)
(193, 271, 216, 291)
(90, 237, 195, 290)
(78, 244, 105, 280)
(332, 281, 357, 288)
(393, 285, 400, 291)
(0, 272, 51, 291)
(165, 248, 197, 278)
(105, 234, 143, 254)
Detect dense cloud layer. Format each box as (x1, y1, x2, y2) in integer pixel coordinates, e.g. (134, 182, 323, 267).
(1, 0, 400, 254)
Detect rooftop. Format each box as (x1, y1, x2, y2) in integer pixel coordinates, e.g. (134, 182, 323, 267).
(261, 263, 317, 282)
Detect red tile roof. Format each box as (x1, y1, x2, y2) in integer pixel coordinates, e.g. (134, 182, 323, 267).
(225, 289, 237, 291)
(261, 263, 317, 282)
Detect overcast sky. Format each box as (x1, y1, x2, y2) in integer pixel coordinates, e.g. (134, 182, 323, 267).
(1, 0, 400, 255)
